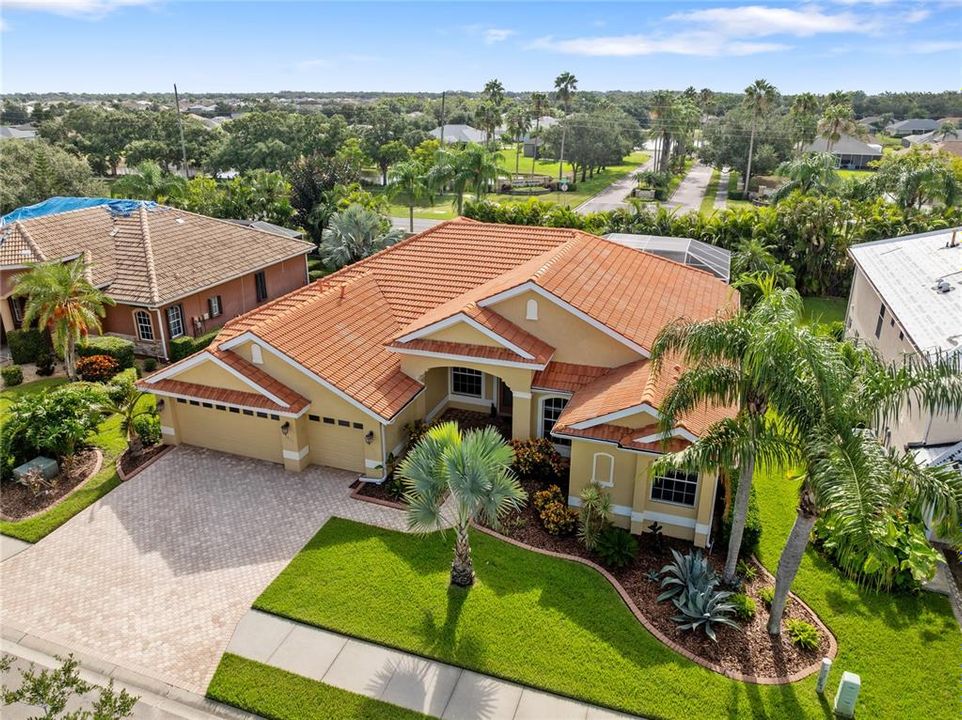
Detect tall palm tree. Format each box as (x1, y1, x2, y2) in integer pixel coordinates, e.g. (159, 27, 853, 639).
(113, 161, 185, 203)
(742, 79, 778, 192)
(320, 203, 404, 269)
(474, 100, 502, 145)
(13, 259, 114, 380)
(529, 92, 548, 174)
(482, 78, 505, 108)
(650, 277, 825, 584)
(766, 346, 962, 634)
(788, 93, 820, 154)
(399, 422, 526, 587)
(554, 72, 578, 114)
(649, 90, 676, 174)
(505, 106, 532, 175)
(388, 160, 433, 232)
(771, 153, 841, 201)
(818, 103, 858, 154)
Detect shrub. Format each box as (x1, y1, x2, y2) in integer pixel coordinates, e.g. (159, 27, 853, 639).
(7, 328, 48, 364)
(737, 559, 758, 583)
(404, 420, 429, 453)
(143, 357, 158, 373)
(577, 483, 612, 550)
(539, 500, 578, 536)
(671, 587, 739, 642)
(169, 326, 221, 362)
(720, 476, 763, 559)
(658, 548, 717, 604)
(594, 526, 638, 569)
(533, 484, 564, 512)
(2, 364, 24, 387)
(35, 351, 55, 376)
(786, 619, 820, 651)
(645, 520, 665, 552)
(730, 592, 757, 621)
(510, 438, 566, 484)
(76, 354, 120, 382)
(77, 336, 134, 369)
(759, 585, 775, 609)
(132, 413, 161, 446)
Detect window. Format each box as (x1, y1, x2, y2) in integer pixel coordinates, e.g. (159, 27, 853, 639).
(242, 409, 254, 416)
(451, 367, 483, 398)
(309, 414, 321, 422)
(592, 453, 614, 487)
(202, 402, 213, 408)
(134, 310, 154, 341)
(208, 295, 222, 318)
(256, 411, 268, 418)
(874, 303, 886, 339)
(525, 298, 538, 320)
(337, 419, 350, 427)
(229, 407, 240, 413)
(651, 469, 698, 507)
(353, 422, 364, 430)
(323, 417, 335, 424)
(10, 297, 24, 324)
(255, 271, 268, 302)
(166, 304, 185, 338)
(541, 397, 569, 443)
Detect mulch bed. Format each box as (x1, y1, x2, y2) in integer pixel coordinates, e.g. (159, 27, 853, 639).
(488, 477, 829, 681)
(352, 478, 406, 508)
(0, 447, 99, 520)
(118, 443, 168, 479)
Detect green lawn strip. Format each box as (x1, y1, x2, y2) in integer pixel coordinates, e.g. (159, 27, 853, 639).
(254, 517, 826, 720)
(699, 168, 721, 215)
(665, 159, 694, 200)
(836, 169, 874, 181)
(753, 465, 958, 720)
(800, 297, 847, 325)
(0, 377, 67, 414)
(207, 654, 431, 720)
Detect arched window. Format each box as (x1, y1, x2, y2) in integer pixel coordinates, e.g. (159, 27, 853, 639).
(251, 344, 263, 365)
(134, 310, 154, 341)
(525, 298, 539, 320)
(540, 396, 569, 444)
(592, 453, 614, 487)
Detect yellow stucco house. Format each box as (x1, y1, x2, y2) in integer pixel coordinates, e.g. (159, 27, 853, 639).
(139, 219, 737, 547)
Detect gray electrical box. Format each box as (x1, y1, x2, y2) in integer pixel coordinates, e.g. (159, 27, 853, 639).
(13, 456, 59, 481)
(833, 671, 861, 718)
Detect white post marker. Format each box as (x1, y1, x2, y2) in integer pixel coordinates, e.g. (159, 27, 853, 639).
(815, 657, 832, 694)
(833, 671, 861, 718)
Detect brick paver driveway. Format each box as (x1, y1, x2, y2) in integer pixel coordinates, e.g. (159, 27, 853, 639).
(0, 446, 409, 694)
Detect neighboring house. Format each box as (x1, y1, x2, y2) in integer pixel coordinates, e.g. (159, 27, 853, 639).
(845, 227, 962, 459)
(604, 234, 731, 283)
(857, 116, 883, 131)
(428, 124, 487, 144)
(0, 126, 37, 141)
(803, 135, 882, 169)
(142, 218, 737, 547)
(0, 198, 311, 359)
(885, 118, 939, 137)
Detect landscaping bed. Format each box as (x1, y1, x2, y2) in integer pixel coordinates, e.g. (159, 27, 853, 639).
(350, 478, 405, 509)
(118, 443, 168, 480)
(0, 447, 101, 520)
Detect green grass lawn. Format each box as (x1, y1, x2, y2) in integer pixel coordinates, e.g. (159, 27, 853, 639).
(208, 654, 430, 720)
(801, 297, 847, 326)
(0, 375, 147, 543)
(837, 169, 874, 181)
(699, 168, 721, 215)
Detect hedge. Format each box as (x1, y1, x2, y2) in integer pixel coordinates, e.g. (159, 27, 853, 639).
(170, 326, 221, 361)
(7, 328, 48, 364)
(77, 336, 135, 369)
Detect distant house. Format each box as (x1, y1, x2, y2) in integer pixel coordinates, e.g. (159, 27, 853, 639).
(885, 118, 939, 137)
(428, 124, 486, 144)
(0, 126, 37, 142)
(803, 135, 882, 170)
(857, 116, 883, 131)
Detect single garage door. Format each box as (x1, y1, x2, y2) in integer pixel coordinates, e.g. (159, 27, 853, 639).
(306, 414, 366, 473)
(175, 401, 284, 464)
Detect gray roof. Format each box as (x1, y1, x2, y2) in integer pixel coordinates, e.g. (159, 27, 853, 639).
(0, 126, 37, 141)
(428, 124, 486, 144)
(914, 440, 962, 473)
(804, 135, 882, 156)
(849, 227, 962, 357)
(604, 233, 731, 283)
(225, 218, 303, 239)
(886, 118, 939, 133)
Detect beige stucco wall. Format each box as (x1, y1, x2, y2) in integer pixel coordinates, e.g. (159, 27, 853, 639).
(490, 290, 643, 367)
(168, 401, 285, 464)
(174, 361, 257, 393)
(425, 322, 503, 347)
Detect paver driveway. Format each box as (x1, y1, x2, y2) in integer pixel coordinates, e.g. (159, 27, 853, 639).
(0, 446, 409, 694)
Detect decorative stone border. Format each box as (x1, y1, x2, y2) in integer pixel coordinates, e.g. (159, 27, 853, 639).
(116, 445, 173, 482)
(0, 448, 103, 523)
(349, 484, 407, 511)
(474, 524, 837, 685)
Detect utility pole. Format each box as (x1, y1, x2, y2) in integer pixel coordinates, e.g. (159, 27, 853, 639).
(439, 91, 446, 147)
(173, 83, 190, 179)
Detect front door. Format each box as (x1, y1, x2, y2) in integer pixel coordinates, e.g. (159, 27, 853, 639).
(498, 379, 513, 417)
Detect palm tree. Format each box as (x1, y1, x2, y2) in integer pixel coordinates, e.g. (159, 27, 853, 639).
(482, 78, 505, 108)
(320, 204, 404, 269)
(113, 161, 185, 203)
(554, 72, 578, 114)
(730, 239, 795, 297)
(933, 121, 959, 141)
(771, 153, 841, 201)
(649, 91, 676, 174)
(98, 374, 154, 458)
(13, 259, 114, 381)
(433, 145, 501, 215)
(399, 422, 526, 587)
(387, 160, 433, 232)
(474, 100, 502, 145)
(529, 92, 548, 174)
(817, 104, 858, 154)
(788, 93, 820, 154)
(742, 79, 778, 192)
(650, 277, 822, 585)
(766, 346, 962, 634)
(505, 106, 532, 175)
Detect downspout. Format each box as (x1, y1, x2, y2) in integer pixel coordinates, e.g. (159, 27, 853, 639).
(380, 423, 388, 481)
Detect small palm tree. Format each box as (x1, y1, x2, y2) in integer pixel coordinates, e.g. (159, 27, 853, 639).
(432, 145, 501, 216)
(387, 160, 433, 232)
(399, 422, 526, 587)
(505, 106, 532, 175)
(771, 153, 841, 201)
(99, 374, 154, 458)
(113, 161, 186, 203)
(320, 204, 403, 270)
(13, 259, 114, 380)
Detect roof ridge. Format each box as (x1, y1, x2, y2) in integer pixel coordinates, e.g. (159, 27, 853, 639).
(138, 205, 161, 305)
(14, 221, 46, 262)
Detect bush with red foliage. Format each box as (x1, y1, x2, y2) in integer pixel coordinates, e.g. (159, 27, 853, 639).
(76, 354, 120, 382)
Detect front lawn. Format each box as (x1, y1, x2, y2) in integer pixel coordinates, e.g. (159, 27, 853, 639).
(0, 375, 151, 543)
(800, 296, 847, 326)
(699, 168, 721, 215)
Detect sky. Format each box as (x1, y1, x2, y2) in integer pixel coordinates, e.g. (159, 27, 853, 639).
(1, 1, 961, 95)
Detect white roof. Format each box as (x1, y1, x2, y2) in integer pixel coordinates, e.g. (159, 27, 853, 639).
(604, 233, 731, 283)
(849, 227, 962, 357)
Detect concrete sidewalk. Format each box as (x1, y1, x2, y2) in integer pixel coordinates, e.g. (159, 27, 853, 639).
(227, 609, 641, 720)
(664, 163, 713, 213)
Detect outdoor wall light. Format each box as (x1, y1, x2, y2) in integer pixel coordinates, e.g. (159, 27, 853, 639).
(281, 421, 291, 435)
(364, 431, 375, 445)
(156, 399, 165, 412)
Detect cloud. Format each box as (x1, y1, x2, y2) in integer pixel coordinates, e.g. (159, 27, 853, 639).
(295, 58, 334, 71)
(482, 27, 515, 44)
(528, 32, 787, 57)
(665, 5, 872, 37)
(3, 0, 155, 17)
(906, 39, 962, 53)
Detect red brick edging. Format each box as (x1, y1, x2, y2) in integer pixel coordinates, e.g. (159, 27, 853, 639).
(348, 484, 408, 511)
(0, 448, 104, 523)
(116, 445, 173, 482)
(473, 524, 837, 685)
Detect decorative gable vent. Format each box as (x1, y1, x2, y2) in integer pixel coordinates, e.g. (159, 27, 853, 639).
(525, 298, 538, 320)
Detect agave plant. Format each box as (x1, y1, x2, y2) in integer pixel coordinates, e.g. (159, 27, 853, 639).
(671, 587, 740, 642)
(657, 548, 718, 604)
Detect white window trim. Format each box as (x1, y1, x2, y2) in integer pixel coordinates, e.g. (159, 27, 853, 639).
(449, 367, 486, 399)
(650, 469, 699, 508)
(591, 452, 615, 488)
(209, 295, 222, 318)
(539, 394, 570, 457)
(133, 309, 154, 342)
(166, 305, 184, 339)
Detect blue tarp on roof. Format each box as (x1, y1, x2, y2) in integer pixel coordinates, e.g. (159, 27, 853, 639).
(0, 197, 157, 227)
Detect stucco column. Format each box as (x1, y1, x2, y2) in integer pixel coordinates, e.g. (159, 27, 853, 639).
(363, 423, 385, 480)
(280, 415, 309, 472)
(157, 398, 181, 446)
(693, 470, 717, 548)
(511, 391, 532, 441)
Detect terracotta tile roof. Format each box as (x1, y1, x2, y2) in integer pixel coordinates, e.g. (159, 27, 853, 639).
(208, 349, 309, 411)
(0, 204, 311, 305)
(532, 362, 609, 394)
(460, 305, 555, 362)
(388, 338, 549, 366)
(141, 378, 305, 414)
(554, 423, 691, 455)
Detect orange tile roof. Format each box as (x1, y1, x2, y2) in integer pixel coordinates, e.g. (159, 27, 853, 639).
(208, 349, 309, 411)
(554, 423, 691, 455)
(532, 362, 609, 394)
(388, 338, 549, 365)
(141, 378, 306, 414)
(0, 204, 311, 305)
